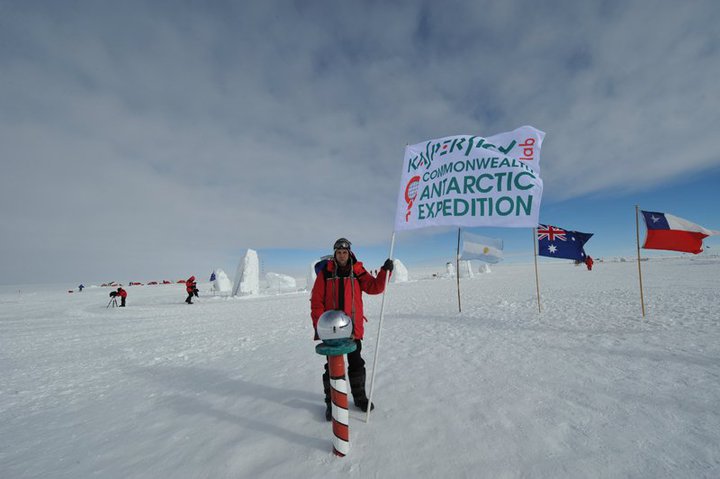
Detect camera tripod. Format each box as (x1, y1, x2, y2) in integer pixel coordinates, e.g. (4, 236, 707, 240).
(107, 297, 118, 308)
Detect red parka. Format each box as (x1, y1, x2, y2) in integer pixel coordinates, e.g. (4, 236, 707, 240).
(310, 258, 388, 340)
(186, 276, 196, 293)
(116, 288, 127, 299)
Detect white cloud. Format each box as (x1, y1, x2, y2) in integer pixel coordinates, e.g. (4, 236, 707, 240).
(1, 0, 719, 282)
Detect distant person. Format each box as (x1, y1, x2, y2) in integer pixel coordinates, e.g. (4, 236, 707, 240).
(78, 284, 84, 292)
(585, 256, 594, 271)
(116, 287, 127, 307)
(185, 276, 198, 304)
(311, 237, 393, 420)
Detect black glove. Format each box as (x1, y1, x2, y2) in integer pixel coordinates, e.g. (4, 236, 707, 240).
(382, 258, 394, 272)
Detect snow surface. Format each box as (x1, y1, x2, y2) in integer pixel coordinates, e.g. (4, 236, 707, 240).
(1, 258, 720, 478)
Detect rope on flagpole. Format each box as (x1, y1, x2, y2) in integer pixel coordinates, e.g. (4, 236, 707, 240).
(456, 228, 462, 313)
(365, 231, 396, 423)
(635, 205, 646, 318)
(533, 227, 541, 313)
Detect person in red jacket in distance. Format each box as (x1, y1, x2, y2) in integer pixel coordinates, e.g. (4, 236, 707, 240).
(311, 237, 393, 420)
(585, 256, 594, 271)
(116, 287, 127, 307)
(185, 276, 198, 304)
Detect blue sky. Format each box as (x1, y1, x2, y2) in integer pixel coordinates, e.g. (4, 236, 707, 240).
(259, 164, 720, 277)
(1, 1, 719, 284)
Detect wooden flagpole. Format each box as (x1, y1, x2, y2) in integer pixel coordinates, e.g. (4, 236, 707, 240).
(456, 228, 462, 313)
(635, 205, 646, 317)
(365, 231, 396, 423)
(533, 227, 542, 313)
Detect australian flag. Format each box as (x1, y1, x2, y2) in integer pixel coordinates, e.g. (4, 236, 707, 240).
(537, 224, 593, 261)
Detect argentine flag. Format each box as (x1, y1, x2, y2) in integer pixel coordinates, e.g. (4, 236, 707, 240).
(460, 232, 503, 264)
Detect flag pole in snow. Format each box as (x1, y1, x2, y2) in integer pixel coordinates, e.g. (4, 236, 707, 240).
(456, 228, 462, 313)
(532, 227, 542, 313)
(635, 205, 646, 317)
(365, 231, 396, 423)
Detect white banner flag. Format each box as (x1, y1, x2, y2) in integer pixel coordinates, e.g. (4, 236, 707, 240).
(394, 126, 544, 231)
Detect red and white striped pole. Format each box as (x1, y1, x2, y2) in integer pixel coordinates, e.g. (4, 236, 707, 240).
(315, 310, 357, 457)
(328, 355, 350, 457)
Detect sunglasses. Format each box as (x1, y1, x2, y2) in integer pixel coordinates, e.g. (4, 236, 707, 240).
(334, 240, 351, 250)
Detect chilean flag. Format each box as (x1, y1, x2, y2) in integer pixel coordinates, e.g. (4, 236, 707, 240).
(641, 210, 719, 254)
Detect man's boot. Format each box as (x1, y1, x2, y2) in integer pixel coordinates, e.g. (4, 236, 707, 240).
(323, 371, 332, 421)
(348, 368, 375, 412)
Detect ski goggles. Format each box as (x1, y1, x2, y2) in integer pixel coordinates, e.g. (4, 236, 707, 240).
(333, 238, 352, 250)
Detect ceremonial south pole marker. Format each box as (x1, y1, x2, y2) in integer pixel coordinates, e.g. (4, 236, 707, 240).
(315, 310, 357, 457)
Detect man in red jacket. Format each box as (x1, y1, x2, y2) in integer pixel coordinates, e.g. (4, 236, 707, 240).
(185, 276, 198, 304)
(116, 287, 127, 307)
(311, 237, 393, 420)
